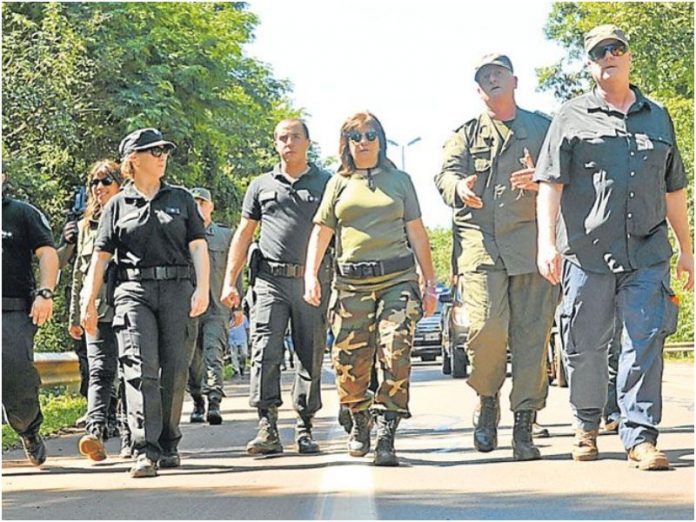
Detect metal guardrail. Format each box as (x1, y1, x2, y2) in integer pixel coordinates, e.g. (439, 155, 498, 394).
(34, 352, 80, 387)
(33, 341, 693, 387)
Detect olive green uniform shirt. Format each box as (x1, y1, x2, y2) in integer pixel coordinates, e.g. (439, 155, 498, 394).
(69, 217, 113, 327)
(435, 107, 551, 275)
(202, 221, 234, 319)
(314, 165, 421, 290)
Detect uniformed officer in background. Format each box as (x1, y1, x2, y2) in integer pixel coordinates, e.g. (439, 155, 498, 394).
(220, 118, 332, 455)
(81, 128, 210, 478)
(2, 162, 60, 466)
(434, 54, 559, 461)
(187, 187, 234, 425)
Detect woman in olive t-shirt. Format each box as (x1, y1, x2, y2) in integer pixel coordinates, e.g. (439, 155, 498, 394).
(304, 111, 437, 466)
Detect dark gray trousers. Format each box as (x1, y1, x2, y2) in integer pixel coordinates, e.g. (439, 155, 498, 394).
(112, 279, 197, 460)
(2, 310, 43, 436)
(248, 273, 328, 418)
(85, 322, 118, 438)
(187, 314, 228, 401)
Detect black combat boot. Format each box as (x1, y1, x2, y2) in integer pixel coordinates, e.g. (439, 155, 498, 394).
(374, 412, 400, 467)
(246, 406, 283, 455)
(21, 433, 47, 466)
(338, 405, 353, 434)
(512, 410, 542, 461)
(473, 395, 499, 452)
(296, 415, 320, 454)
(190, 395, 205, 423)
(348, 410, 371, 457)
(207, 397, 223, 425)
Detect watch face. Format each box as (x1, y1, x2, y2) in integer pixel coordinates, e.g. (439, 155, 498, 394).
(37, 289, 53, 299)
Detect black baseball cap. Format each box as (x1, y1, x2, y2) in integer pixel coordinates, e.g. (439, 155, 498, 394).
(118, 128, 176, 158)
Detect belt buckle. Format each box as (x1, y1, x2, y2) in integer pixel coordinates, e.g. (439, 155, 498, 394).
(361, 264, 376, 278)
(154, 266, 168, 280)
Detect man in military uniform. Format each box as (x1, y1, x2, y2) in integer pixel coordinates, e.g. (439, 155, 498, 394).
(434, 54, 559, 461)
(187, 187, 234, 425)
(535, 25, 693, 470)
(2, 165, 60, 466)
(220, 119, 331, 455)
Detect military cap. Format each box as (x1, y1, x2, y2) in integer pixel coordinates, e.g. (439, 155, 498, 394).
(190, 187, 212, 203)
(118, 128, 176, 158)
(474, 53, 514, 82)
(584, 24, 629, 54)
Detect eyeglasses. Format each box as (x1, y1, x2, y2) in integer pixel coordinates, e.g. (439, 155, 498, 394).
(90, 177, 115, 188)
(588, 42, 628, 62)
(146, 146, 173, 158)
(346, 130, 378, 143)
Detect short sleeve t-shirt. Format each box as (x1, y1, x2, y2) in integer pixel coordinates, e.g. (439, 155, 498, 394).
(314, 165, 421, 289)
(2, 197, 55, 298)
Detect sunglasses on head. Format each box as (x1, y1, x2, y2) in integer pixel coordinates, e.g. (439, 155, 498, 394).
(90, 176, 116, 188)
(347, 130, 378, 143)
(146, 146, 173, 158)
(589, 42, 628, 61)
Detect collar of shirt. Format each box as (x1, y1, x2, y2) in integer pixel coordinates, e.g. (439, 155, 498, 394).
(122, 180, 171, 201)
(353, 166, 384, 178)
(273, 163, 311, 185)
(586, 84, 651, 116)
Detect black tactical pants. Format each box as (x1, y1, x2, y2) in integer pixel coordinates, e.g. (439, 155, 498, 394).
(187, 314, 228, 401)
(249, 273, 328, 418)
(112, 279, 198, 461)
(2, 310, 43, 436)
(84, 322, 118, 438)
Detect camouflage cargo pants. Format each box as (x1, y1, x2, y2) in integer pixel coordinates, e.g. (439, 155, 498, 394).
(330, 280, 422, 417)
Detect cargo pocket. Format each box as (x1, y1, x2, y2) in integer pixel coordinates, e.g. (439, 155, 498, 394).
(660, 277, 679, 337)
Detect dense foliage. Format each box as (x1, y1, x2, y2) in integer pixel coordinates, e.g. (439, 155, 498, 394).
(538, 2, 694, 342)
(2, 2, 299, 352)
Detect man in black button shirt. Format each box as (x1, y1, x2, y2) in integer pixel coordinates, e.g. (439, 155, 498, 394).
(535, 25, 693, 470)
(2, 166, 59, 466)
(221, 119, 332, 455)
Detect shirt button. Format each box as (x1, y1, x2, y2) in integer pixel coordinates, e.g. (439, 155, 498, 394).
(630, 151, 635, 156)
(629, 192, 635, 198)
(628, 213, 633, 218)
(627, 233, 631, 238)
(630, 171, 635, 177)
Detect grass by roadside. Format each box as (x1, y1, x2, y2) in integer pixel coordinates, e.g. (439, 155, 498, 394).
(2, 390, 86, 451)
(664, 350, 694, 362)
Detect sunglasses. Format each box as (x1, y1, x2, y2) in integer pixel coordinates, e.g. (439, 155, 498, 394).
(90, 177, 116, 188)
(589, 42, 628, 62)
(146, 146, 173, 158)
(347, 130, 378, 143)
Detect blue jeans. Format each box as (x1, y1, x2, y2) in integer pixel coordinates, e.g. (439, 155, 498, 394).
(560, 260, 678, 450)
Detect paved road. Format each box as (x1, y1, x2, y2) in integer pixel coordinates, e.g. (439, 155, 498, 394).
(3, 359, 693, 519)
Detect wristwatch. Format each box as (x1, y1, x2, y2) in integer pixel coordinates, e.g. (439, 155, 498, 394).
(34, 288, 55, 300)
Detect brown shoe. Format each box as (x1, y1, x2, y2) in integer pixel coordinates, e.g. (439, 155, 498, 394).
(600, 419, 619, 435)
(628, 442, 669, 471)
(572, 429, 599, 461)
(79, 434, 107, 462)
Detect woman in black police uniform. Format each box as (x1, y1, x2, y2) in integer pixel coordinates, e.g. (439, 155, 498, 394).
(81, 128, 210, 478)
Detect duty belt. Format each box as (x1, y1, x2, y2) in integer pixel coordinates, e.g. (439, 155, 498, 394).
(2, 296, 31, 311)
(259, 259, 304, 278)
(119, 265, 192, 281)
(337, 254, 415, 278)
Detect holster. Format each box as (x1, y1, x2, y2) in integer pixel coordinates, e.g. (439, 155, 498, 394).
(247, 241, 261, 287)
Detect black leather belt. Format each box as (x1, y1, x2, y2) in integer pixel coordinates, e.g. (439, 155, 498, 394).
(259, 259, 304, 278)
(119, 265, 192, 281)
(2, 297, 30, 311)
(337, 254, 415, 278)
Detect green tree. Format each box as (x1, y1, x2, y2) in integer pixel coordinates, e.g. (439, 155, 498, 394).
(538, 2, 694, 342)
(2, 2, 300, 351)
(427, 227, 454, 285)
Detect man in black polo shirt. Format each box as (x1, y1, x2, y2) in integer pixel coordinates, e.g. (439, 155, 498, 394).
(2, 166, 59, 466)
(221, 119, 332, 455)
(535, 25, 693, 470)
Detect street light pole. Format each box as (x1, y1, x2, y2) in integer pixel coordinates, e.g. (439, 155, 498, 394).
(387, 136, 422, 171)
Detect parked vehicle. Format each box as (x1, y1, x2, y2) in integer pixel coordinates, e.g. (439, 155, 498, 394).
(440, 286, 469, 378)
(412, 287, 450, 362)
